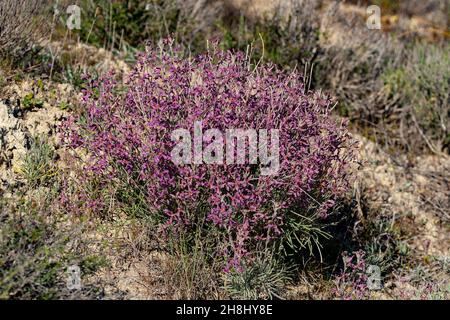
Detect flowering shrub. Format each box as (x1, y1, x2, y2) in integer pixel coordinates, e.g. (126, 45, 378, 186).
(63, 43, 356, 270)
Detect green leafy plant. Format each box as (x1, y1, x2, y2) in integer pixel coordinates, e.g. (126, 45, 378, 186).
(21, 93, 44, 110)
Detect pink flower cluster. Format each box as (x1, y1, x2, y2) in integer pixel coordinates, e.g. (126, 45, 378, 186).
(64, 43, 355, 268)
(333, 250, 370, 299)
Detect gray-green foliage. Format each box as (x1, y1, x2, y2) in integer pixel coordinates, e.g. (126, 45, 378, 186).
(0, 198, 105, 300)
(0, 0, 48, 62)
(224, 253, 291, 300)
(21, 136, 56, 187)
(381, 43, 450, 152)
(77, 0, 219, 52)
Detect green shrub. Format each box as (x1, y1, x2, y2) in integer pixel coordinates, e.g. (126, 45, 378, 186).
(317, 5, 449, 154)
(381, 43, 449, 153)
(20, 136, 57, 187)
(224, 252, 291, 299)
(76, 0, 213, 51)
(218, 0, 321, 68)
(0, 197, 105, 299)
(0, 0, 49, 64)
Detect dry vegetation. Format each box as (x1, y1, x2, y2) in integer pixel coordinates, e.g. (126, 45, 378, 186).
(0, 0, 448, 300)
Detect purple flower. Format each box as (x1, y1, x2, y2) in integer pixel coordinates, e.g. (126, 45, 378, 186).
(63, 42, 356, 268)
